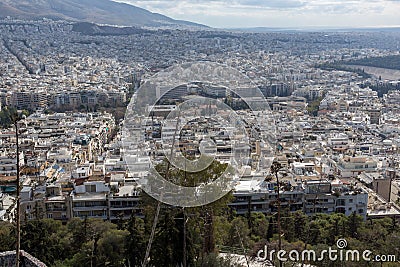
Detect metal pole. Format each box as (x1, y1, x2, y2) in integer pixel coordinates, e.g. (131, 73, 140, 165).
(271, 161, 282, 267)
(143, 109, 181, 267)
(276, 170, 282, 267)
(183, 209, 187, 267)
(14, 119, 21, 267)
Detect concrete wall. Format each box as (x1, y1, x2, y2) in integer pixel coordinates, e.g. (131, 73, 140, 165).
(0, 250, 47, 267)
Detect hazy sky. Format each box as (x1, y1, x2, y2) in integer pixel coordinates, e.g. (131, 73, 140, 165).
(115, 0, 400, 28)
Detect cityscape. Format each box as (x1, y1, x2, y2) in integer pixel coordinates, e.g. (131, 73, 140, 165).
(0, 0, 400, 266)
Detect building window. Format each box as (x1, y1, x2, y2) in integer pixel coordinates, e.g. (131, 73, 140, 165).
(336, 207, 346, 214)
(337, 199, 345, 206)
(85, 184, 96, 192)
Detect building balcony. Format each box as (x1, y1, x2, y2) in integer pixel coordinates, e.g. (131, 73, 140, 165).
(74, 215, 108, 220)
(72, 206, 107, 211)
(46, 207, 67, 212)
(109, 206, 141, 210)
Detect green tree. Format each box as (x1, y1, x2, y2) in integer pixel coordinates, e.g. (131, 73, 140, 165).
(0, 107, 30, 128)
(280, 209, 295, 242)
(97, 229, 128, 266)
(249, 212, 268, 242)
(227, 217, 251, 250)
(0, 221, 16, 251)
(214, 216, 231, 247)
(150, 209, 182, 267)
(125, 216, 147, 266)
(346, 212, 363, 238)
(266, 216, 274, 242)
(306, 97, 324, 116)
(142, 158, 233, 266)
(292, 211, 308, 242)
(21, 219, 66, 265)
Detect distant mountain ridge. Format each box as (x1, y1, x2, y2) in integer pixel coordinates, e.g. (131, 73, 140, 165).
(0, 0, 207, 28)
(71, 22, 152, 35)
(231, 26, 400, 33)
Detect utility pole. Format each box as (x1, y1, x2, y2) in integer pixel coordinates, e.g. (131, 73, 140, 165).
(183, 208, 187, 267)
(12, 112, 21, 267)
(142, 110, 181, 267)
(271, 161, 282, 267)
(182, 151, 187, 267)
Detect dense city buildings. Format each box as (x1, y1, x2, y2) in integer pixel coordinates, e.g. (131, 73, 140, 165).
(0, 15, 399, 267)
(0, 0, 398, 264)
(0, 17, 400, 225)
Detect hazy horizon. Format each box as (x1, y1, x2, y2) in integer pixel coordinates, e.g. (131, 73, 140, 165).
(114, 0, 400, 29)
